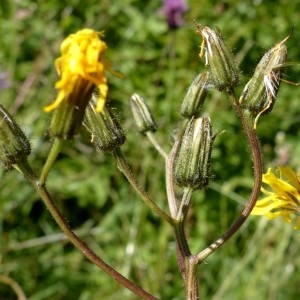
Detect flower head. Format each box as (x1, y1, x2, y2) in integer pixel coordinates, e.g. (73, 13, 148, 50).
(162, 0, 188, 29)
(180, 72, 211, 118)
(130, 93, 157, 134)
(84, 94, 126, 152)
(251, 166, 300, 230)
(174, 117, 214, 190)
(239, 35, 289, 128)
(195, 23, 239, 91)
(0, 105, 31, 169)
(45, 28, 109, 113)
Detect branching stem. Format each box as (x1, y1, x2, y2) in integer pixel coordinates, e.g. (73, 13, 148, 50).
(196, 91, 263, 263)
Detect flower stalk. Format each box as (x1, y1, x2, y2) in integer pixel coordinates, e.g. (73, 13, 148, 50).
(113, 147, 175, 226)
(39, 137, 64, 184)
(14, 159, 157, 300)
(196, 95, 263, 263)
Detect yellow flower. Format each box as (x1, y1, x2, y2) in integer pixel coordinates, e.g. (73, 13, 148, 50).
(45, 28, 109, 113)
(251, 166, 300, 230)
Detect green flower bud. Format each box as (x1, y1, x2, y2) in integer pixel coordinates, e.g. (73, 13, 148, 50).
(84, 96, 126, 152)
(48, 84, 94, 140)
(0, 105, 31, 168)
(180, 72, 210, 118)
(195, 23, 239, 91)
(130, 93, 157, 134)
(239, 35, 289, 128)
(174, 117, 213, 190)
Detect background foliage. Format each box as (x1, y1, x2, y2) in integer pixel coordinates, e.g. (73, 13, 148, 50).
(0, 0, 299, 299)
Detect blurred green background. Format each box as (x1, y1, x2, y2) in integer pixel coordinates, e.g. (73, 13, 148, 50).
(0, 0, 299, 299)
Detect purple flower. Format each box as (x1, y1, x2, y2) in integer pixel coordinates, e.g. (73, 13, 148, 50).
(162, 0, 188, 29)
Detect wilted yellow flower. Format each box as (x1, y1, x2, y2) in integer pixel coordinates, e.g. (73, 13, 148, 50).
(45, 28, 109, 113)
(194, 22, 239, 92)
(252, 166, 300, 230)
(239, 35, 289, 128)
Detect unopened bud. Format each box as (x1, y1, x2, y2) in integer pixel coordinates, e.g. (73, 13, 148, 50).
(180, 72, 210, 118)
(239, 35, 289, 127)
(130, 93, 157, 134)
(195, 22, 239, 91)
(84, 96, 126, 152)
(0, 105, 31, 168)
(174, 117, 213, 189)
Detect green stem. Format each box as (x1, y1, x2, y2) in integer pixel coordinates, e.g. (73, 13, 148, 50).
(173, 188, 192, 286)
(176, 187, 193, 222)
(165, 129, 188, 280)
(174, 188, 193, 257)
(40, 137, 64, 184)
(175, 223, 191, 258)
(0, 275, 26, 300)
(165, 120, 188, 218)
(196, 93, 263, 263)
(15, 159, 157, 300)
(146, 132, 168, 159)
(185, 257, 199, 300)
(165, 127, 186, 218)
(113, 147, 175, 226)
